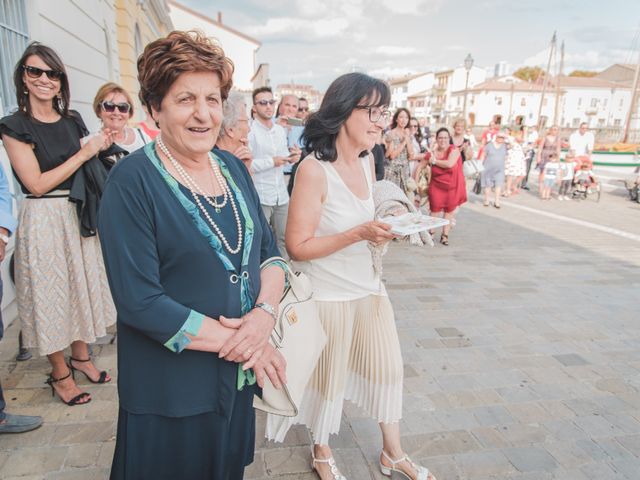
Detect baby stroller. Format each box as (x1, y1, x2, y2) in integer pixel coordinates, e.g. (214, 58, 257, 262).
(572, 156, 601, 202)
(623, 167, 640, 203)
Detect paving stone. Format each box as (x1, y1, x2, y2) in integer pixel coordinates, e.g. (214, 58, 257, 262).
(0, 446, 68, 477)
(264, 446, 311, 475)
(455, 449, 517, 477)
(502, 446, 559, 472)
(472, 405, 516, 426)
(435, 327, 464, 338)
(401, 430, 481, 457)
(45, 468, 109, 480)
(553, 353, 590, 367)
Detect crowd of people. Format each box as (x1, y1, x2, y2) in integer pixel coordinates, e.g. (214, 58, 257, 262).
(0, 30, 601, 480)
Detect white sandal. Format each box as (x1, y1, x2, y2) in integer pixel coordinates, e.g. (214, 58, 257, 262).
(312, 454, 347, 480)
(379, 450, 435, 480)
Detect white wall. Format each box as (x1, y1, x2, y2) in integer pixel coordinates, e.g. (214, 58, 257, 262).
(24, 0, 120, 131)
(170, 5, 259, 91)
(561, 87, 633, 129)
(457, 84, 639, 129)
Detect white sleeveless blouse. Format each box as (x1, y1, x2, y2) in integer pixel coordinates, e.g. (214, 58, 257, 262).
(292, 156, 386, 301)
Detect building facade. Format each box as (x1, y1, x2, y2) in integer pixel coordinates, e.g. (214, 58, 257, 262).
(115, 0, 173, 122)
(275, 83, 322, 110)
(169, 1, 260, 92)
(452, 71, 639, 130)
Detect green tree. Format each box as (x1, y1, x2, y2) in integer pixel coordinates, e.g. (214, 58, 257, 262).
(568, 70, 598, 77)
(513, 66, 545, 82)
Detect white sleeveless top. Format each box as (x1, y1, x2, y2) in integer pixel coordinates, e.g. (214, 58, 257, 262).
(292, 156, 386, 301)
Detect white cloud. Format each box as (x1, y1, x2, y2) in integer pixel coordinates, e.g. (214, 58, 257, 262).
(249, 16, 350, 38)
(375, 0, 443, 15)
(367, 66, 417, 79)
(523, 47, 636, 73)
(375, 45, 419, 56)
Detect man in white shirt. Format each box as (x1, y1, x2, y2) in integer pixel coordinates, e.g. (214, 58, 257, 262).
(275, 94, 303, 174)
(569, 122, 594, 158)
(248, 87, 297, 257)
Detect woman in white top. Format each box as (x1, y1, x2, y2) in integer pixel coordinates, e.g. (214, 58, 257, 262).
(283, 73, 436, 480)
(93, 83, 150, 154)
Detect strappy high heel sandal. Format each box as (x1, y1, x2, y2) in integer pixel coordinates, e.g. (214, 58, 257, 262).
(380, 450, 435, 480)
(45, 370, 91, 406)
(312, 454, 347, 480)
(69, 356, 111, 384)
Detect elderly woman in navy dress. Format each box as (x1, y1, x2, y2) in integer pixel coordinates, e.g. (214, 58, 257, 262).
(98, 31, 287, 479)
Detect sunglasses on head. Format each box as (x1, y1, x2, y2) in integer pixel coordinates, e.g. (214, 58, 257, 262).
(101, 101, 131, 114)
(255, 99, 277, 106)
(22, 65, 64, 81)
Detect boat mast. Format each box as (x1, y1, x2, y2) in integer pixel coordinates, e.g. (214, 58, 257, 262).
(553, 40, 564, 126)
(622, 47, 640, 143)
(537, 32, 557, 130)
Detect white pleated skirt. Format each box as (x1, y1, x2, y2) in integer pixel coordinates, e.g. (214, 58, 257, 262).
(266, 294, 404, 445)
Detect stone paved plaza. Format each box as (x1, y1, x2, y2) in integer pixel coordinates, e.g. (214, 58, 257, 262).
(1, 178, 639, 479)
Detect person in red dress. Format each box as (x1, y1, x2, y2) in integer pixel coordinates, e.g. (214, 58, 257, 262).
(428, 127, 467, 245)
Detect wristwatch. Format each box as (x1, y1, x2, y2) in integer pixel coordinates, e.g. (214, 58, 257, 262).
(0, 233, 9, 245)
(254, 302, 277, 322)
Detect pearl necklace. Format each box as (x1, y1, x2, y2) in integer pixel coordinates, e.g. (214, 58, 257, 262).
(157, 136, 228, 210)
(157, 136, 243, 254)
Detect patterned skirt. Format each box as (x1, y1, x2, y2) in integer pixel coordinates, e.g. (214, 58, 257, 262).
(384, 158, 411, 194)
(15, 196, 116, 356)
(265, 294, 404, 445)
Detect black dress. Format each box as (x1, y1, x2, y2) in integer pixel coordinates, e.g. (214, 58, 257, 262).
(98, 144, 280, 480)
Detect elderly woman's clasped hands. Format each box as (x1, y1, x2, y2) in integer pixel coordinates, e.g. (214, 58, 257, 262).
(219, 309, 287, 389)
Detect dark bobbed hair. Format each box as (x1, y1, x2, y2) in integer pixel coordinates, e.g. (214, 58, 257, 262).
(14, 42, 70, 117)
(391, 107, 411, 129)
(302, 72, 390, 162)
(137, 30, 234, 114)
(435, 127, 451, 141)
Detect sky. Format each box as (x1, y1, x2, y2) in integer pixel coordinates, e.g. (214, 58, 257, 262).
(181, 0, 640, 91)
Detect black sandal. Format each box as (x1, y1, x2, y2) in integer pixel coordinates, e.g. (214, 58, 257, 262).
(45, 370, 91, 406)
(69, 357, 111, 384)
(440, 234, 449, 246)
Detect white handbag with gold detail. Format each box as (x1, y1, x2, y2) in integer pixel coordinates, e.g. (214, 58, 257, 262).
(253, 260, 327, 417)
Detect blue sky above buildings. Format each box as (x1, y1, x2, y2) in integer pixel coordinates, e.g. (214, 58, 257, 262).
(182, 0, 640, 89)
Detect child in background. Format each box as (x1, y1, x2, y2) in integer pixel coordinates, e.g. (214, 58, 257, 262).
(558, 153, 576, 201)
(541, 153, 560, 200)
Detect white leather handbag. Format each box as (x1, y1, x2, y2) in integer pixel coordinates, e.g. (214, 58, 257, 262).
(463, 159, 485, 178)
(253, 262, 326, 417)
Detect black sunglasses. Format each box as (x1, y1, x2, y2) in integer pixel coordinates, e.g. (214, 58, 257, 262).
(101, 101, 131, 114)
(255, 99, 277, 106)
(298, 107, 309, 112)
(22, 65, 64, 81)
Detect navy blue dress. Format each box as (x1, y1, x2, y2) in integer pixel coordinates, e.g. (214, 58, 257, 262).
(98, 145, 280, 480)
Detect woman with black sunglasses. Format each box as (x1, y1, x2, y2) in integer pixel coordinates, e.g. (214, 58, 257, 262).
(0, 42, 116, 406)
(93, 82, 150, 154)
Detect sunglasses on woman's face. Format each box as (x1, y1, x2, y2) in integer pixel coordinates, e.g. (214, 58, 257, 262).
(22, 65, 64, 81)
(101, 101, 131, 114)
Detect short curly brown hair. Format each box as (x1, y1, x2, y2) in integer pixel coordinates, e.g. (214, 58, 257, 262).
(137, 30, 234, 113)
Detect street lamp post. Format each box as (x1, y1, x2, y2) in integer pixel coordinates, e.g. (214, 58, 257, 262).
(462, 53, 474, 124)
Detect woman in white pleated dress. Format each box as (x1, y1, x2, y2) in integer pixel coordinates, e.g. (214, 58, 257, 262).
(280, 73, 436, 480)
